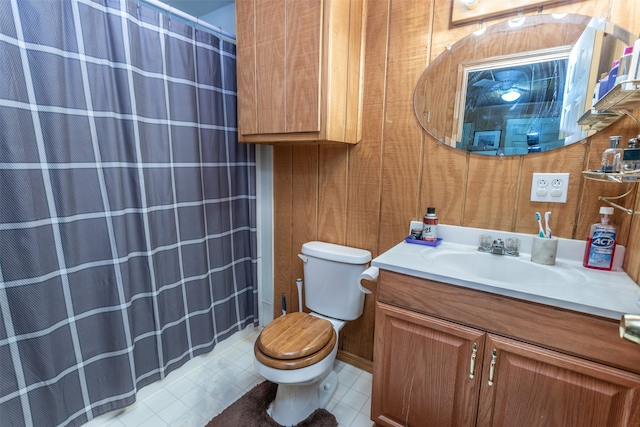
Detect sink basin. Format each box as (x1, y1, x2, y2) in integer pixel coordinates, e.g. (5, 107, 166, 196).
(421, 249, 584, 288)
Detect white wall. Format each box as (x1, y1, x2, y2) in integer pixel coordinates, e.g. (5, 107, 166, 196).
(198, 6, 274, 327)
(200, 3, 236, 35)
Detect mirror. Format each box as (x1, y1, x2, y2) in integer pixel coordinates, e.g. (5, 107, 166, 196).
(414, 14, 638, 156)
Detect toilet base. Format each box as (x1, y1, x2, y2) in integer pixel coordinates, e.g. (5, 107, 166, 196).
(270, 370, 339, 426)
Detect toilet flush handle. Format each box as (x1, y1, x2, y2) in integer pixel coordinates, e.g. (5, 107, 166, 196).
(357, 266, 379, 295)
(298, 254, 308, 263)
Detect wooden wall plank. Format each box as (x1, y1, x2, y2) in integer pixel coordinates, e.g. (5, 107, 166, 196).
(421, 141, 468, 227)
(609, 0, 640, 34)
(623, 188, 640, 281)
(318, 145, 349, 244)
(341, 0, 393, 365)
(345, 0, 388, 256)
(378, 0, 432, 253)
(463, 155, 521, 230)
(273, 145, 293, 316)
(340, 0, 392, 364)
(290, 146, 319, 313)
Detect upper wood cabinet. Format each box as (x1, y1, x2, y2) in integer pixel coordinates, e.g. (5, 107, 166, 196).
(236, 0, 366, 144)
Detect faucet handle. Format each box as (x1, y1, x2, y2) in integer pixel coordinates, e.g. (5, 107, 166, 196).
(478, 234, 493, 252)
(505, 237, 521, 256)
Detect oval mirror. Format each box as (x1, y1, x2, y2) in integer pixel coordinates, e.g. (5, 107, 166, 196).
(414, 14, 637, 156)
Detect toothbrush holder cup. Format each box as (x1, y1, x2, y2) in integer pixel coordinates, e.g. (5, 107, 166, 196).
(531, 236, 559, 265)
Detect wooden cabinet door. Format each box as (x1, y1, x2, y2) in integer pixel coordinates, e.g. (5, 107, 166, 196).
(236, 0, 321, 138)
(477, 334, 640, 427)
(372, 302, 486, 427)
(236, 0, 365, 144)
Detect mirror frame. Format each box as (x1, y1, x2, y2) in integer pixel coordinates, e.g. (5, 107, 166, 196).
(414, 14, 638, 156)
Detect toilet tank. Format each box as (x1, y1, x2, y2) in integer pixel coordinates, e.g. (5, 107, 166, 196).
(300, 241, 372, 321)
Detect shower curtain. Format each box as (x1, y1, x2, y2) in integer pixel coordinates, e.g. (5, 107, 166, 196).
(0, 1, 258, 426)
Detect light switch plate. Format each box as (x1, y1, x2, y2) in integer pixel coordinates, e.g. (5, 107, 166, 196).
(530, 173, 569, 203)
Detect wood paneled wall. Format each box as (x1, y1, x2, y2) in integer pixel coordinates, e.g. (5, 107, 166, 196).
(272, 0, 640, 370)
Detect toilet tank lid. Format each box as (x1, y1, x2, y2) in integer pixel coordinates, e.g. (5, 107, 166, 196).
(301, 241, 371, 264)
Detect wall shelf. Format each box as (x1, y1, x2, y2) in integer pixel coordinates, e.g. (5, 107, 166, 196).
(577, 109, 622, 131)
(582, 170, 640, 214)
(577, 80, 640, 131)
(582, 170, 640, 183)
(593, 80, 640, 111)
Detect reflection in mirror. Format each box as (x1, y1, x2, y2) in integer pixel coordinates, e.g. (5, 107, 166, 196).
(455, 49, 569, 155)
(414, 14, 638, 156)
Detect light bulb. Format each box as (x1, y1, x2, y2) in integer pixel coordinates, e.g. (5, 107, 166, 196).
(508, 14, 525, 28)
(501, 89, 521, 102)
(462, 0, 479, 10)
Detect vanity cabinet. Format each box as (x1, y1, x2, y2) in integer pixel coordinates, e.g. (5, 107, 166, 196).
(372, 270, 640, 427)
(235, 0, 366, 145)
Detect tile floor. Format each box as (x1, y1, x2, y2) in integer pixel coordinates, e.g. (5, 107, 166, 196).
(85, 325, 374, 427)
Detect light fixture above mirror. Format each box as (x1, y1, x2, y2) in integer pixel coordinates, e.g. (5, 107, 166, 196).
(452, 0, 575, 26)
(461, 0, 479, 10)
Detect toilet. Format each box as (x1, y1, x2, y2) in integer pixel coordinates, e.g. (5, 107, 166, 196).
(253, 241, 377, 426)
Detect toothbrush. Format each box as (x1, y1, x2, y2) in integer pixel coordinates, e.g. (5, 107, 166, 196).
(535, 212, 545, 237)
(544, 211, 552, 238)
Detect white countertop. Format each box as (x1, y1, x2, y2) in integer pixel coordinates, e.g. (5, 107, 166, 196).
(371, 223, 640, 320)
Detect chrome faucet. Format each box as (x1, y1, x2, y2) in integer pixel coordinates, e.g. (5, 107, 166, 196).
(492, 239, 505, 255)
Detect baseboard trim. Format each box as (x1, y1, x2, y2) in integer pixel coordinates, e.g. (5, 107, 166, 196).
(337, 350, 373, 373)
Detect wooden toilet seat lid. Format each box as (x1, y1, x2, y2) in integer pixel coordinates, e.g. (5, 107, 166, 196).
(256, 312, 334, 359)
(254, 331, 336, 370)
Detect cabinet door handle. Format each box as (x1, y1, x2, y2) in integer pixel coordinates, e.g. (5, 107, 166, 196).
(488, 349, 497, 386)
(469, 343, 478, 379)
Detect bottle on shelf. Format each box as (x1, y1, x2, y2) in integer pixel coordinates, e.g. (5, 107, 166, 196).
(421, 207, 438, 242)
(616, 45, 634, 85)
(606, 59, 620, 93)
(597, 72, 610, 102)
(582, 207, 617, 271)
(626, 39, 640, 85)
(601, 135, 623, 173)
(623, 136, 640, 172)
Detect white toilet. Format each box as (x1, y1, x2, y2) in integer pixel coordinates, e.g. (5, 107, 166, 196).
(253, 241, 377, 426)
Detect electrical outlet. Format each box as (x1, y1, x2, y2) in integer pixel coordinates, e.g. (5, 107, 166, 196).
(530, 173, 569, 203)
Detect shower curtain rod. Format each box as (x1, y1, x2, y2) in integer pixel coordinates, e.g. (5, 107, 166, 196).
(140, 0, 236, 44)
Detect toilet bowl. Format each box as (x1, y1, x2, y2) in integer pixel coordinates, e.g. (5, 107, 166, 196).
(253, 241, 378, 426)
(253, 312, 344, 426)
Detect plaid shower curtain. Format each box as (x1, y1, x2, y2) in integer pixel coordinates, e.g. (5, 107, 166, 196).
(0, 1, 258, 426)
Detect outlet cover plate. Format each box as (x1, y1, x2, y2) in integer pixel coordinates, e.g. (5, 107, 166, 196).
(530, 173, 569, 203)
